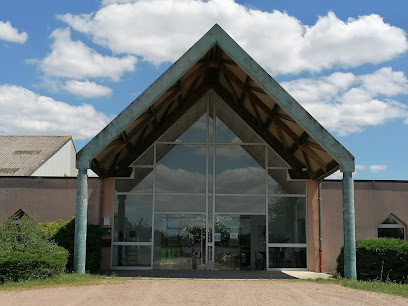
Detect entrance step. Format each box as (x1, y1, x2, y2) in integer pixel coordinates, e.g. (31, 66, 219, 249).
(110, 270, 327, 280)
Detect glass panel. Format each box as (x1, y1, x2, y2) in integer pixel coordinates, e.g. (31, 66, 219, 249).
(208, 196, 213, 244)
(214, 215, 266, 270)
(115, 168, 153, 193)
(155, 196, 206, 213)
(378, 228, 404, 239)
(267, 169, 306, 194)
(208, 144, 214, 193)
(268, 197, 306, 243)
(131, 146, 154, 166)
(215, 99, 263, 143)
(215, 196, 266, 213)
(215, 145, 265, 194)
(269, 247, 306, 268)
(156, 144, 206, 193)
(113, 245, 151, 267)
(267, 146, 289, 167)
(113, 195, 152, 242)
(381, 216, 399, 224)
(209, 113, 214, 142)
(214, 215, 240, 270)
(158, 98, 206, 143)
(153, 214, 206, 270)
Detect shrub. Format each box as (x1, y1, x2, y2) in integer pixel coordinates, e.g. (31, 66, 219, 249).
(0, 217, 68, 283)
(337, 238, 408, 282)
(39, 218, 102, 273)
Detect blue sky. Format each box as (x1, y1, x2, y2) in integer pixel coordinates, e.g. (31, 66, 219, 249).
(0, 0, 407, 180)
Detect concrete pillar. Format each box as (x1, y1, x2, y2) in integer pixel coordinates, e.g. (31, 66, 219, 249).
(74, 168, 88, 274)
(342, 171, 357, 279)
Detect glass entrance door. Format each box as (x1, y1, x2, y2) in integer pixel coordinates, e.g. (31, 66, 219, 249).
(153, 214, 206, 270)
(214, 215, 266, 270)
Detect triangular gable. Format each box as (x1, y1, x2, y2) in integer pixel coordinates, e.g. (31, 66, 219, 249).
(77, 24, 354, 178)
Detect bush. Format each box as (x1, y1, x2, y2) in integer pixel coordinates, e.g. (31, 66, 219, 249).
(39, 218, 102, 273)
(0, 217, 68, 283)
(337, 238, 408, 282)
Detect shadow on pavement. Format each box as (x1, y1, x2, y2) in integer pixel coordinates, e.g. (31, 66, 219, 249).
(110, 270, 297, 280)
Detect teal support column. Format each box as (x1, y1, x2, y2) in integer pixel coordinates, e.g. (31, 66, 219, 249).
(74, 168, 88, 274)
(342, 171, 357, 279)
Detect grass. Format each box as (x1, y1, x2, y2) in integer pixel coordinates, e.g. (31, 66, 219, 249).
(0, 273, 129, 291)
(307, 277, 408, 299)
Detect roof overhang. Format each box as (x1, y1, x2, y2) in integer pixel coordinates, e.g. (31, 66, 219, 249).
(77, 24, 354, 180)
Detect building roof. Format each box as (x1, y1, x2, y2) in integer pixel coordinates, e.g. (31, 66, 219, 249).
(78, 24, 354, 180)
(0, 136, 72, 176)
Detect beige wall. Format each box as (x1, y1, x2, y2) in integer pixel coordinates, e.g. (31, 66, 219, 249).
(307, 180, 320, 272)
(0, 177, 101, 224)
(321, 180, 408, 272)
(4, 176, 404, 273)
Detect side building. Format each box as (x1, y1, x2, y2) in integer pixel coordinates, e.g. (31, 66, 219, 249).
(0, 136, 100, 224)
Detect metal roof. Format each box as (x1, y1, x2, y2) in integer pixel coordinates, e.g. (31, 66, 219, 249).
(78, 24, 354, 180)
(0, 136, 72, 176)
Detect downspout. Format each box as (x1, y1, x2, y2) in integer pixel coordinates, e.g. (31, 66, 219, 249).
(318, 181, 323, 273)
(99, 178, 104, 226)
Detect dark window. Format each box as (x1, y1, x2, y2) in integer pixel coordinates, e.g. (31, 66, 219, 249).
(378, 215, 405, 240)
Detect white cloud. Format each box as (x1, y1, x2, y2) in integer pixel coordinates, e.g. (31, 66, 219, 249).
(58, 0, 408, 74)
(155, 164, 265, 194)
(370, 165, 387, 173)
(64, 80, 112, 98)
(281, 67, 408, 135)
(0, 85, 112, 140)
(326, 164, 367, 179)
(0, 21, 27, 44)
(40, 28, 137, 81)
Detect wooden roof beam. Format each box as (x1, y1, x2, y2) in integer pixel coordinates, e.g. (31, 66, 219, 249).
(109, 83, 211, 176)
(263, 104, 280, 129)
(212, 82, 306, 174)
(239, 76, 251, 104)
(274, 119, 327, 171)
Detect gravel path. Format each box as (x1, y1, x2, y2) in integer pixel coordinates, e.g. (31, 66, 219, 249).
(1, 279, 406, 306)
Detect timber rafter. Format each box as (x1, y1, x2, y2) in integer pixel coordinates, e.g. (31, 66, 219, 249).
(94, 46, 336, 179)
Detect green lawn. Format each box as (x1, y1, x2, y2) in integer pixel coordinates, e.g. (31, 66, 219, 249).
(307, 278, 408, 299)
(0, 274, 128, 291)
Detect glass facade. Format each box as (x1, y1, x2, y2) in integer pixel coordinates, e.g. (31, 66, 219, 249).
(112, 93, 307, 270)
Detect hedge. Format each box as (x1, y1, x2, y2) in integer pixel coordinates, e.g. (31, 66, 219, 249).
(0, 217, 68, 283)
(40, 218, 102, 273)
(337, 238, 408, 282)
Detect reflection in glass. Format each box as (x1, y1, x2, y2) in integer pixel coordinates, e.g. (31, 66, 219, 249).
(158, 97, 207, 142)
(153, 214, 205, 270)
(113, 195, 152, 242)
(155, 196, 206, 213)
(215, 196, 265, 213)
(268, 197, 306, 243)
(115, 168, 153, 193)
(156, 145, 206, 193)
(267, 169, 306, 194)
(216, 145, 265, 194)
(214, 215, 266, 270)
(113, 246, 151, 267)
(131, 146, 154, 166)
(267, 146, 289, 167)
(269, 247, 306, 268)
(215, 98, 262, 143)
